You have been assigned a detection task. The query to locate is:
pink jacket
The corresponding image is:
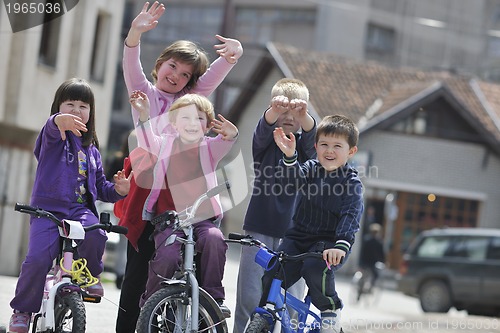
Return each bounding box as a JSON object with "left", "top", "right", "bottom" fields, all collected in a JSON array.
[
  {"left": 123, "top": 44, "right": 236, "bottom": 133},
  {"left": 136, "top": 121, "right": 236, "bottom": 222}
]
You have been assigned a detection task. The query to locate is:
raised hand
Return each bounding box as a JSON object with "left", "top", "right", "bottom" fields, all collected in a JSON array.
[
  {"left": 126, "top": 1, "right": 165, "bottom": 47},
  {"left": 129, "top": 90, "right": 150, "bottom": 122},
  {"left": 211, "top": 114, "right": 238, "bottom": 141},
  {"left": 54, "top": 114, "right": 88, "bottom": 140},
  {"left": 214, "top": 35, "right": 243, "bottom": 64},
  {"left": 270, "top": 95, "right": 290, "bottom": 115},
  {"left": 273, "top": 127, "right": 296, "bottom": 158},
  {"left": 114, "top": 169, "right": 133, "bottom": 196},
  {"left": 288, "top": 98, "right": 308, "bottom": 118}
]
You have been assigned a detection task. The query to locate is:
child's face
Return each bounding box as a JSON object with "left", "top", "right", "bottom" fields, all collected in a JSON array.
[
  {"left": 315, "top": 134, "right": 357, "bottom": 172},
  {"left": 59, "top": 100, "right": 90, "bottom": 124},
  {"left": 276, "top": 111, "right": 300, "bottom": 135},
  {"left": 172, "top": 104, "right": 208, "bottom": 144},
  {"left": 156, "top": 58, "right": 194, "bottom": 94}
]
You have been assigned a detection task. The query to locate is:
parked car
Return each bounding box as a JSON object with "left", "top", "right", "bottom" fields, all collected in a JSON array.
[{"left": 398, "top": 227, "right": 500, "bottom": 316}]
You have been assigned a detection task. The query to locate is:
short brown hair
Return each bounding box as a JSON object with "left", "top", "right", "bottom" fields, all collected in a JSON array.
[
  {"left": 315, "top": 115, "right": 359, "bottom": 148},
  {"left": 151, "top": 40, "right": 209, "bottom": 91}
]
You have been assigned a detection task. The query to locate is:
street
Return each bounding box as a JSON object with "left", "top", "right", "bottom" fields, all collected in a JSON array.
[{"left": 1, "top": 245, "right": 499, "bottom": 332}]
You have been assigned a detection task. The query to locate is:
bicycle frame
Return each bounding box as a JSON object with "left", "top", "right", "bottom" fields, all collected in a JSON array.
[
  {"left": 259, "top": 278, "right": 321, "bottom": 333},
  {"left": 38, "top": 220, "right": 85, "bottom": 331},
  {"left": 15, "top": 203, "right": 128, "bottom": 333},
  {"left": 227, "top": 234, "right": 323, "bottom": 333},
  {"left": 142, "top": 181, "right": 231, "bottom": 333}
]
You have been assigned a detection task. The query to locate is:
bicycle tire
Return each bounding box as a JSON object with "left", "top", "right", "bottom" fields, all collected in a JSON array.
[
  {"left": 244, "top": 313, "right": 270, "bottom": 333},
  {"left": 53, "top": 292, "right": 86, "bottom": 333},
  {"left": 136, "top": 285, "right": 227, "bottom": 333}
]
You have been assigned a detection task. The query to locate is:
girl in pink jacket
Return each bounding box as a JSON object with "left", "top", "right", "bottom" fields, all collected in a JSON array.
[{"left": 131, "top": 91, "right": 238, "bottom": 314}]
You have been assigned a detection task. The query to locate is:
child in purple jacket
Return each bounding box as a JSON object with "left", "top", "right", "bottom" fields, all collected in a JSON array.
[{"left": 9, "top": 78, "right": 131, "bottom": 333}]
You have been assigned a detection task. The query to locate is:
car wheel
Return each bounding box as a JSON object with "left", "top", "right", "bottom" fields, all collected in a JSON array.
[{"left": 419, "top": 280, "right": 452, "bottom": 313}]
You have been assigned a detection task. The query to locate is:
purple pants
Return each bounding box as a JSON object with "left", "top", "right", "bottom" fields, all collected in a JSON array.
[
  {"left": 140, "top": 219, "right": 227, "bottom": 306},
  {"left": 10, "top": 205, "right": 107, "bottom": 313}
]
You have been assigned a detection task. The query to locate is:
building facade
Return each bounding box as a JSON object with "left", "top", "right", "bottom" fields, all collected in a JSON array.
[{"left": 0, "top": 0, "right": 125, "bottom": 275}]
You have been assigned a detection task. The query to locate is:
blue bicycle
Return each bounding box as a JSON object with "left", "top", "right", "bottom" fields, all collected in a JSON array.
[{"left": 227, "top": 233, "right": 344, "bottom": 333}]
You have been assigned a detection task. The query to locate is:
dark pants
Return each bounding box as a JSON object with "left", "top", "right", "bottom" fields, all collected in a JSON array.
[
  {"left": 115, "top": 222, "right": 155, "bottom": 333},
  {"left": 261, "top": 238, "right": 347, "bottom": 311}
]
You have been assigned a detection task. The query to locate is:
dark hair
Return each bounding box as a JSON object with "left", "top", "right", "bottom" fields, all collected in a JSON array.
[
  {"left": 315, "top": 114, "right": 359, "bottom": 148},
  {"left": 151, "top": 40, "right": 209, "bottom": 91},
  {"left": 50, "top": 78, "right": 99, "bottom": 148}
]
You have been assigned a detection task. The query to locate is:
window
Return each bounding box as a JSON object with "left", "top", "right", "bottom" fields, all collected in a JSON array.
[
  {"left": 365, "top": 23, "right": 395, "bottom": 54},
  {"left": 487, "top": 237, "right": 500, "bottom": 260},
  {"left": 448, "top": 237, "right": 489, "bottom": 261},
  {"left": 416, "top": 236, "right": 451, "bottom": 258},
  {"left": 235, "top": 8, "right": 315, "bottom": 46},
  {"left": 38, "top": 11, "right": 62, "bottom": 67},
  {"left": 90, "top": 12, "right": 111, "bottom": 82}
]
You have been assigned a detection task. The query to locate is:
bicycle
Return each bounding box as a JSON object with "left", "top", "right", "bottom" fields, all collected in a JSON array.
[
  {"left": 226, "top": 233, "right": 344, "bottom": 333},
  {"left": 136, "top": 181, "right": 231, "bottom": 333},
  {"left": 348, "top": 262, "right": 385, "bottom": 306},
  {"left": 14, "top": 203, "right": 128, "bottom": 333}
]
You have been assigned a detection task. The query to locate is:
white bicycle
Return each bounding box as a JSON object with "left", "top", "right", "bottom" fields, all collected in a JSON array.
[{"left": 13, "top": 203, "right": 128, "bottom": 333}]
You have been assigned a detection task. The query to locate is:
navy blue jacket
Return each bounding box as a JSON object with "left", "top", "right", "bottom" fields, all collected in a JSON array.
[
  {"left": 279, "top": 159, "right": 364, "bottom": 252},
  {"left": 242, "top": 114, "right": 316, "bottom": 238}
]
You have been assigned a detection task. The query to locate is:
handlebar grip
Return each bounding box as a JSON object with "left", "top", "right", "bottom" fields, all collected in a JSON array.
[
  {"left": 110, "top": 225, "right": 128, "bottom": 235},
  {"left": 15, "top": 203, "right": 36, "bottom": 212},
  {"left": 228, "top": 232, "right": 249, "bottom": 240},
  {"left": 206, "top": 181, "right": 230, "bottom": 199},
  {"left": 100, "top": 212, "right": 110, "bottom": 224}
]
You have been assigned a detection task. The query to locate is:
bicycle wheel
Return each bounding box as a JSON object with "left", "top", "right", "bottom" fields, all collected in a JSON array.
[
  {"left": 136, "top": 285, "right": 227, "bottom": 333},
  {"left": 244, "top": 313, "right": 270, "bottom": 333},
  {"left": 53, "top": 292, "right": 86, "bottom": 333}
]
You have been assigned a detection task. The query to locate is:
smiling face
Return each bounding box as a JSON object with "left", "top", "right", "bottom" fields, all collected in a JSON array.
[
  {"left": 171, "top": 104, "right": 208, "bottom": 144},
  {"left": 59, "top": 100, "right": 90, "bottom": 124},
  {"left": 155, "top": 58, "right": 194, "bottom": 94},
  {"left": 315, "top": 134, "right": 357, "bottom": 172}
]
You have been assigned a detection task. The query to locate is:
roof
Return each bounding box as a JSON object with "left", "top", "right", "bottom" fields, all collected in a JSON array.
[{"left": 230, "top": 42, "right": 500, "bottom": 154}]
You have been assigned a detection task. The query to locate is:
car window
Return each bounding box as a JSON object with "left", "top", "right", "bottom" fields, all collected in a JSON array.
[
  {"left": 416, "top": 236, "right": 452, "bottom": 258},
  {"left": 487, "top": 237, "right": 500, "bottom": 260},
  {"left": 448, "top": 236, "right": 489, "bottom": 261}
]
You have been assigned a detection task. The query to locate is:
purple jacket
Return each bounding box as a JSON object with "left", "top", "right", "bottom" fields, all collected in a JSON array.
[{"left": 31, "top": 115, "right": 124, "bottom": 216}]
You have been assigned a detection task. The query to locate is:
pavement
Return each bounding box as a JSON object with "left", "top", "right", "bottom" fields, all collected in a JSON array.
[{"left": 0, "top": 245, "right": 400, "bottom": 332}]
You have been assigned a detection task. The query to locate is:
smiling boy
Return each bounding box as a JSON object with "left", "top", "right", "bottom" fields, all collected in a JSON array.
[{"left": 268, "top": 114, "right": 364, "bottom": 333}]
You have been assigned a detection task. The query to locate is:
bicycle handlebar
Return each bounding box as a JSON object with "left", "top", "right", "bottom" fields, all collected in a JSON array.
[
  {"left": 15, "top": 203, "right": 128, "bottom": 235},
  {"left": 226, "top": 232, "right": 323, "bottom": 263},
  {"left": 151, "top": 181, "right": 231, "bottom": 230}
]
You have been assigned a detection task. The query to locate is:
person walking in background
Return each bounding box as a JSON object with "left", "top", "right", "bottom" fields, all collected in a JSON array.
[
  {"left": 116, "top": 1, "right": 243, "bottom": 331},
  {"left": 233, "top": 78, "right": 317, "bottom": 333},
  {"left": 359, "top": 223, "right": 385, "bottom": 291},
  {"left": 130, "top": 91, "right": 238, "bottom": 316},
  {"left": 267, "top": 114, "right": 364, "bottom": 333},
  {"left": 8, "top": 78, "right": 131, "bottom": 333}
]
